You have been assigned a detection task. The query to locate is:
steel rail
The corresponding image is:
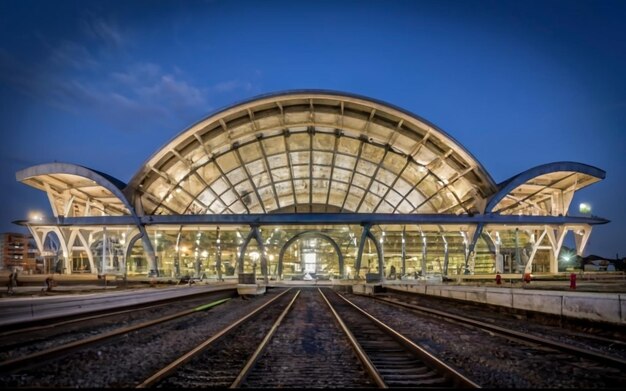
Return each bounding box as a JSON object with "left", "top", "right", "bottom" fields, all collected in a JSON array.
[
  {"left": 229, "top": 290, "right": 301, "bottom": 388},
  {"left": 136, "top": 288, "right": 293, "bottom": 388},
  {"left": 335, "top": 291, "right": 481, "bottom": 388},
  {"left": 0, "top": 302, "right": 174, "bottom": 338},
  {"left": 0, "top": 298, "right": 231, "bottom": 373},
  {"left": 318, "top": 288, "right": 387, "bottom": 388},
  {"left": 372, "top": 294, "right": 626, "bottom": 369}
]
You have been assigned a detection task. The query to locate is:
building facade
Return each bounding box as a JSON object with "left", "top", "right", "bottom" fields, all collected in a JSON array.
[
  {"left": 14, "top": 91, "right": 608, "bottom": 280},
  {"left": 0, "top": 232, "right": 37, "bottom": 273}
]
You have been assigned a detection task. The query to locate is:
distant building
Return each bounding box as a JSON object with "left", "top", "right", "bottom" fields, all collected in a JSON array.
[
  {"left": 583, "top": 255, "right": 618, "bottom": 272},
  {"left": 0, "top": 232, "right": 38, "bottom": 272}
]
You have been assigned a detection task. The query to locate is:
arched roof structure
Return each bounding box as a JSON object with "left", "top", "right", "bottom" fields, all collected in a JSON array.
[
  {"left": 16, "top": 162, "right": 132, "bottom": 217},
  {"left": 486, "top": 162, "right": 605, "bottom": 216},
  {"left": 14, "top": 90, "right": 610, "bottom": 279},
  {"left": 127, "top": 90, "right": 498, "bottom": 217}
]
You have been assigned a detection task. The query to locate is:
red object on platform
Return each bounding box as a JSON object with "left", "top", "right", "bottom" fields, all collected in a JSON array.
[
  {"left": 570, "top": 273, "right": 577, "bottom": 289},
  {"left": 495, "top": 273, "right": 502, "bottom": 285}
]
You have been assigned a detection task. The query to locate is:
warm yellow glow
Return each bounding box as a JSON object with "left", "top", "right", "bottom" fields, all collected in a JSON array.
[
  {"left": 579, "top": 203, "right": 591, "bottom": 214},
  {"left": 28, "top": 211, "right": 43, "bottom": 221}
]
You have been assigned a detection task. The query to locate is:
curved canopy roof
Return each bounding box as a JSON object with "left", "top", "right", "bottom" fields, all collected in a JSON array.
[
  {"left": 127, "top": 90, "right": 498, "bottom": 216},
  {"left": 16, "top": 163, "right": 132, "bottom": 217},
  {"left": 486, "top": 162, "right": 605, "bottom": 216}
]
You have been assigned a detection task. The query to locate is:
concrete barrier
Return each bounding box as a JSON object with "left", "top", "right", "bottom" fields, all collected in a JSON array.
[{"left": 374, "top": 283, "right": 625, "bottom": 326}]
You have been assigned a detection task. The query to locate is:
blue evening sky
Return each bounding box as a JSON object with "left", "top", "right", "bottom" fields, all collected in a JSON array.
[{"left": 1, "top": 0, "right": 625, "bottom": 258}]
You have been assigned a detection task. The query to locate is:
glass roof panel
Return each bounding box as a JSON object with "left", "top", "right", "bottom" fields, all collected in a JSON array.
[
  {"left": 275, "top": 181, "right": 293, "bottom": 196},
  {"left": 220, "top": 189, "right": 237, "bottom": 205},
  {"left": 292, "top": 165, "right": 310, "bottom": 179},
  {"left": 404, "top": 163, "right": 428, "bottom": 185},
  {"left": 352, "top": 173, "right": 371, "bottom": 189},
  {"left": 148, "top": 176, "right": 173, "bottom": 201},
  {"left": 312, "top": 180, "right": 329, "bottom": 203},
  {"left": 413, "top": 145, "right": 438, "bottom": 166},
  {"left": 385, "top": 189, "right": 402, "bottom": 208},
  {"left": 262, "top": 137, "right": 286, "bottom": 155},
  {"left": 449, "top": 178, "right": 472, "bottom": 201},
  {"left": 397, "top": 200, "right": 413, "bottom": 214},
  {"left": 209, "top": 199, "right": 226, "bottom": 214},
  {"left": 406, "top": 189, "right": 426, "bottom": 210},
  {"left": 382, "top": 153, "right": 406, "bottom": 175},
  {"left": 360, "top": 193, "right": 381, "bottom": 213},
  {"left": 314, "top": 165, "right": 332, "bottom": 180},
  {"left": 196, "top": 188, "right": 214, "bottom": 207},
  {"left": 376, "top": 200, "right": 394, "bottom": 213},
  {"left": 332, "top": 168, "right": 352, "bottom": 183},
  {"left": 246, "top": 159, "right": 266, "bottom": 176},
  {"left": 361, "top": 143, "right": 385, "bottom": 164},
  {"left": 239, "top": 143, "right": 263, "bottom": 163},
  {"left": 394, "top": 178, "right": 413, "bottom": 196},
  {"left": 230, "top": 201, "right": 246, "bottom": 214},
  {"left": 337, "top": 137, "right": 360, "bottom": 155},
  {"left": 335, "top": 155, "right": 356, "bottom": 170},
  {"left": 289, "top": 151, "right": 310, "bottom": 165},
  {"left": 375, "top": 168, "right": 396, "bottom": 186},
  {"left": 431, "top": 163, "right": 458, "bottom": 184},
  {"left": 182, "top": 173, "right": 204, "bottom": 197},
  {"left": 196, "top": 163, "right": 221, "bottom": 185},
  {"left": 312, "top": 151, "right": 333, "bottom": 166},
  {"left": 312, "top": 133, "right": 335, "bottom": 151},
  {"left": 289, "top": 133, "right": 310, "bottom": 151},
  {"left": 370, "top": 180, "right": 389, "bottom": 197},
  {"left": 344, "top": 192, "right": 363, "bottom": 211},
  {"left": 225, "top": 167, "right": 247, "bottom": 186},
  {"left": 216, "top": 153, "right": 239, "bottom": 173},
  {"left": 355, "top": 159, "right": 377, "bottom": 175},
  {"left": 186, "top": 144, "right": 208, "bottom": 167},
  {"left": 272, "top": 167, "right": 291, "bottom": 183},
  {"left": 267, "top": 154, "right": 288, "bottom": 169},
  {"left": 252, "top": 172, "right": 272, "bottom": 188}
]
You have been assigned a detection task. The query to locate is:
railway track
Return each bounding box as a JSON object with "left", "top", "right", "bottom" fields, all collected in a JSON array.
[
  {"left": 0, "top": 298, "right": 230, "bottom": 373},
  {"left": 367, "top": 292, "right": 626, "bottom": 370},
  {"left": 140, "top": 287, "right": 479, "bottom": 388},
  {"left": 321, "top": 288, "right": 478, "bottom": 388}
]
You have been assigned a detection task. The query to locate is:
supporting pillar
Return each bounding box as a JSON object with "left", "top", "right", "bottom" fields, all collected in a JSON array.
[
  {"left": 138, "top": 225, "right": 158, "bottom": 277},
  {"left": 237, "top": 225, "right": 268, "bottom": 284},
  {"left": 524, "top": 229, "right": 548, "bottom": 274},
  {"left": 420, "top": 231, "right": 427, "bottom": 277},
  {"left": 102, "top": 226, "right": 107, "bottom": 275},
  {"left": 494, "top": 231, "right": 503, "bottom": 274},
  {"left": 442, "top": 233, "right": 449, "bottom": 276},
  {"left": 401, "top": 226, "right": 406, "bottom": 277},
  {"left": 574, "top": 226, "right": 592, "bottom": 256},
  {"left": 546, "top": 227, "right": 569, "bottom": 273},
  {"left": 514, "top": 227, "right": 521, "bottom": 273},
  {"left": 173, "top": 227, "right": 182, "bottom": 277},
  {"left": 215, "top": 227, "right": 223, "bottom": 281},
  {"left": 463, "top": 224, "right": 483, "bottom": 275},
  {"left": 355, "top": 223, "right": 372, "bottom": 279}
]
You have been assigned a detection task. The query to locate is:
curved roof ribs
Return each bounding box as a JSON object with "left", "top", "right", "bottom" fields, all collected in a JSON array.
[
  {"left": 130, "top": 92, "right": 497, "bottom": 216},
  {"left": 16, "top": 163, "right": 133, "bottom": 217},
  {"left": 486, "top": 162, "right": 605, "bottom": 216}
]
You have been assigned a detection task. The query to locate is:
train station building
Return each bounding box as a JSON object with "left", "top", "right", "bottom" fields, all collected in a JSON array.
[{"left": 14, "top": 90, "right": 608, "bottom": 281}]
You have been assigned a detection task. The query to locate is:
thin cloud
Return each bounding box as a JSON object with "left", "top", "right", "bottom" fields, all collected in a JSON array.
[
  {"left": 48, "top": 40, "right": 100, "bottom": 70},
  {"left": 213, "top": 80, "right": 253, "bottom": 93},
  {"left": 80, "top": 17, "right": 125, "bottom": 48}
]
